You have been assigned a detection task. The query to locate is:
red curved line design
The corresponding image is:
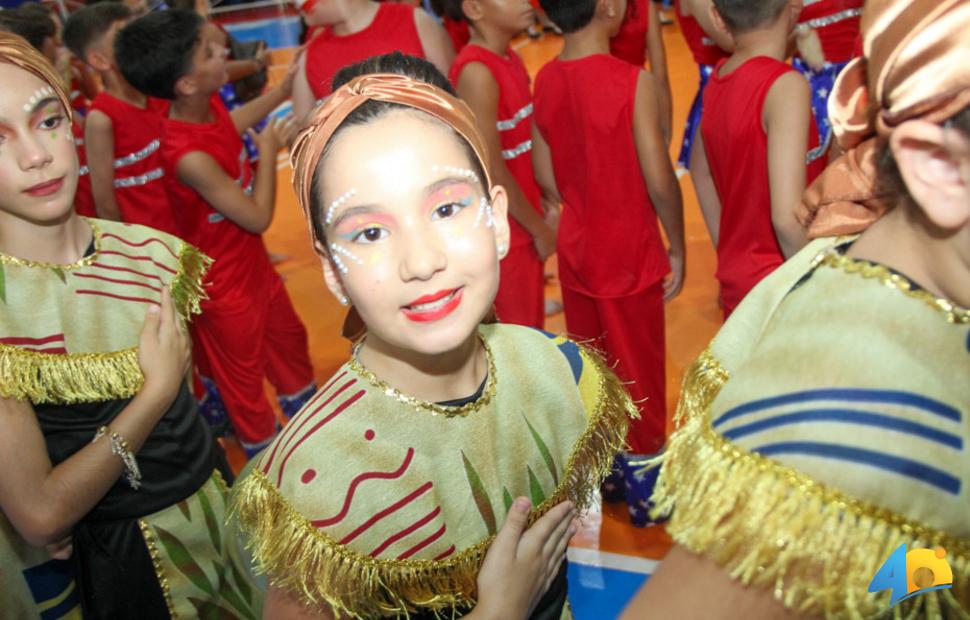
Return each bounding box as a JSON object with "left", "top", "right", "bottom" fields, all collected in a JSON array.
[
  {"left": 398, "top": 523, "right": 447, "bottom": 559},
  {"left": 101, "top": 232, "right": 179, "bottom": 260},
  {"left": 369, "top": 506, "right": 441, "bottom": 558},
  {"left": 312, "top": 448, "right": 416, "bottom": 529},
  {"left": 73, "top": 272, "right": 162, "bottom": 293},
  {"left": 75, "top": 289, "right": 158, "bottom": 305},
  {"left": 263, "top": 374, "right": 353, "bottom": 474},
  {"left": 433, "top": 545, "right": 456, "bottom": 561},
  {"left": 336, "top": 481, "right": 433, "bottom": 545},
  {"left": 99, "top": 250, "right": 177, "bottom": 275},
  {"left": 0, "top": 334, "right": 64, "bottom": 345},
  {"left": 273, "top": 384, "right": 362, "bottom": 483},
  {"left": 91, "top": 262, "right": 162, "bottom": 282}
]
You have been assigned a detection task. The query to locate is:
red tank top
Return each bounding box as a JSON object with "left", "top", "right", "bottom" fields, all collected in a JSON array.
[
  {"left": 798, "top": 0, "right": 863, "bottom": 64},
  {"left": 70, "top": 76, "right": 89, "bottom": 116},
  {"left": 450, "top": 45, "right": 542, "bottom": 249},
  {"left": 161, "top": 95, "right": 274, "bottom": 304},
  {"left": 88, "top": 93, "right": 175, "bottom": 233},
  {"left": 674, "top": 0, "right": 728, "bottom": 67},
  {"left": 534, "top": 55, "right": 670, "bottom": 298},
  {"left": 73, "top": 119, "right": 95, "bottom": 218},
  {"left": 304, "top": 3, "right": 425, "bottom": 99},
  {"left": 609, "top": 0, "right": 648, "bottom": 66},
  {"left": 443, "top": 16, "right": 469, "bottom": 53},
  {"left": 701, "top": 57, "right": 826, "bottom": 313}
]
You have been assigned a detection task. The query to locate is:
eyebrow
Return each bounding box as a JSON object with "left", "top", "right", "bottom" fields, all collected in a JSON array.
[
  {"left": 327, "top": 176, "right": 479, "bottom": 229},
  {"left": 0, "top": 96, "right": 61, "bottom": 126}
]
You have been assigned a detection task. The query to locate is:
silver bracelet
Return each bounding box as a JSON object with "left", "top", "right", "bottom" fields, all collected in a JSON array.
[{"left": 92, "top": 426, "right": 142, "bottom": 490}]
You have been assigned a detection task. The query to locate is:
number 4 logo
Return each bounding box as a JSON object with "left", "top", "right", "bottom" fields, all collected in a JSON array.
[{"left": 869, "top": 543, "right": 953, "bottom": 608}]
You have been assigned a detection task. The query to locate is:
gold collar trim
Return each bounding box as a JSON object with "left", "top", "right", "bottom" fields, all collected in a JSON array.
[
  {"left": 815, "top": 244, "right": 970, "bottom": 324},
  {"left": 348, "top": 334, "right": 497, "bottom": 418},
  {"left": 0, "top": 217, "right": 102, "bottom": 271}
]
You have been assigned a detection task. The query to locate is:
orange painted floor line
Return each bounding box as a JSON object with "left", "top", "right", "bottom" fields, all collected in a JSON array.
[{"left": 225, "top": 19, "right": 722, "bottom": 563}]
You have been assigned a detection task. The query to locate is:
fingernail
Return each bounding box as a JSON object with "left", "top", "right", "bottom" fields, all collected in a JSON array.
[
  {"left": 148, "top": 304, "right": 160, "bottom": 314},
  {"left": 514, "top": 498, "right": 530, "bottom": 511}
]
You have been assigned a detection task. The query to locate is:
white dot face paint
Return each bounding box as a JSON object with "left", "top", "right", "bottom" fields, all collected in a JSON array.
[
  {"left": 329, "top": 242, "right": 364, "bottom": 274},
  {"left": 23, "top": 85, "right": 55, "bottom": 112},
  {"left": 325, "top": 188, "right": 357, "bottom": 226}
]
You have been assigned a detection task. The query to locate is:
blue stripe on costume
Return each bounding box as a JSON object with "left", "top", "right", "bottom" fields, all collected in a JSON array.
[
  {"left": 792, "top": 57, "right": 851, "bottom": 155},
  {"left": 722, "top": 408, "right": 964, "bottom": 449},
  {"left": 714, "top": 388, "right": 962, "bottom": 427},
  {"left": 676, "top": 64, "right": 714, "bottom": 169},
  {"left": 536, "top": 329, "right": 584, "bottom": 383},
  {"left": 754, "top": 441, "right": 961, "bottom": 494}
]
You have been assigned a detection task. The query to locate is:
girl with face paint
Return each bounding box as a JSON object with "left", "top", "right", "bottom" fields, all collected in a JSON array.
[{"left": 231, "top": 54, "right": 639, "bottom": 620}]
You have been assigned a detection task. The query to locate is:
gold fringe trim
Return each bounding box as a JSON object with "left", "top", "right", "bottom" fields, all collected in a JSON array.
[
  {"left": 0, "top": 241, "right": 211, "bottom": 405},
  {"left": 230, "top": 344, "right": 635, "bottom": 619},
  {"left": 652, "top": 349, "right": 970, "bottom": 619}
]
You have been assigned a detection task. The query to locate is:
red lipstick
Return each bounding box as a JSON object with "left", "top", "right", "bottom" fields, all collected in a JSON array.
[
  {"left": 402, "top": 287, "right": 464, "bottom": 322},
  {"left": 24, "top": 177, "right": 64, "bottom": 197}
]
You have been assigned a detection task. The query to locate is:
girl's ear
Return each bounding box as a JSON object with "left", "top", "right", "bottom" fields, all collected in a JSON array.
[
  {"left": 488, "top": 184, "right": 511, "bottom": 259},
  {"left": 891, "top": 119, "right": 970, "bottom": 230},
  {"left": 321, "top": 253, "right": 351, "bottom": 304}
]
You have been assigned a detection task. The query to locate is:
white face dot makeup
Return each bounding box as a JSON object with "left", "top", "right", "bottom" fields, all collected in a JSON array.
[
  {"left": 23, "top": 86, "right": 55, "bottom": 112},
  {"left": 432, "top": 164, "right": 480, "bottom": 185},
  {"left": 329, "top": 242, "right": 364, "bottom": 274},
  {"left": 325, "top": 188, "right": 358, "bottom": 226}
]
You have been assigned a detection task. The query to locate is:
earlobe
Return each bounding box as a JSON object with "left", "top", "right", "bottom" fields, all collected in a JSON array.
[
  {"left": 175, "top": 75, "right": 196, "bottom": 98},
  {"left": 488, "top": 185, "right": 511, "bottom": 259},
  {"left": 891, "top": 120, "right": 970, "bottom": 230}
]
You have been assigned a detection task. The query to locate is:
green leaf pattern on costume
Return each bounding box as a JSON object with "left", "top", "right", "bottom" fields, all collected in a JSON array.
[
  {"left": 51, "top": 267, "right": 66, "bottom": 284},
  {"left": 462, "top": 450, "right": 497, "bottom": 535},
  {"left": 198, "top": 486, "right": 221, "bottom": 551},
  {"left": 189, "top": 596, "right": 242, "bottom": 620},
  {"left": 502, "top": 487, "right": 514, "bottom": 514},
  {"left": 527, "top": 466, "right": 546, "bottom": 507},
  {"left": 176, "top": 500, "right": 192, "bottom": 522},
  {"left": 155, "top": 525, "right": 217, "bottom": 597},
  {"left": 523, "top": 416, "right": 559, "bottom": 486}
]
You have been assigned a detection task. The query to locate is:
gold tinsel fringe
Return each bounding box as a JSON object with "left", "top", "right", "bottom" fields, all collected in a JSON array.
[
  {"left": 0, "top": 243, "right": 212, "bottom": 405},
  {"left": 651, "top": 349, "right": 970, "bottom": 619},
  {"left": 230, "top": 344, "right": 636, "bottom": 619}
]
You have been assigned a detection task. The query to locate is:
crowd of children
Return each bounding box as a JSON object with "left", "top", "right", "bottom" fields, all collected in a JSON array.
[{"left": 0, "top": 0, "right": 966, "bottom": 617}]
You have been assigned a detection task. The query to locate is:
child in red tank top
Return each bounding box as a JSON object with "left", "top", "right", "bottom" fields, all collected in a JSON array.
[
  {"left": 449, "top": 0, "right": 549, "bottom": 329},
  {"left": 535, "top": 0, "right": 685, "bottom": 526},
  {"left": 609, "top": 0, "right": 672, "bottom": 140},
  {"left": 64, "top": 3, "right": 176, "bottom": 232},
  {"left": 695, "top": 0, "right": 826, "bottom": 319},
  {"left": 118, "top": 10, "right": 317, "bottom": 457},
  {"left": 291, "top": 0, "right": 454, "bottom": 120}
]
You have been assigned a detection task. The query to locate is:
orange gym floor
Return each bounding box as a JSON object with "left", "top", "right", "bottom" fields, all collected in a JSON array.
[{"left": 225, "top": 14, "right": 722, "bottom": 609}]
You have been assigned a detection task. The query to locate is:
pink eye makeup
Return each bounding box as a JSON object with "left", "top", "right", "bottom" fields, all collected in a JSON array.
[{"left": 333, "top": 213, "right": 396, "bottom": 243}]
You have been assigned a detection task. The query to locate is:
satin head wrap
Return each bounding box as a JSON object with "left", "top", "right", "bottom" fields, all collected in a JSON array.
[
  {"left": 0, "top": 32, "right": 73, "bottom": 121},
  {"left": 797, "top": 0, "right": 970, "bottom": 238},
  {"left": 290, "top": 73, "right": 492, "bottom": 256}
]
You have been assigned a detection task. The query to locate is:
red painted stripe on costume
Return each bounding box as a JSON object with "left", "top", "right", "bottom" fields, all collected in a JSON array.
[
  {"left": 34, "top": 346, "right": 69, "bottom": 354},
  {"left": 335, "top": 481, "right": 433, "bottom": 544},
  {"left": 99, "top": 250, "right": 177, "bottom": 275},
  {"left": 398, "top": 523, "right": 447, "bottom": 560},
  {"left": 75, "top": 289, "right": 159, "bottom": 305},
  {"left": 433, "top": 545, "right": 456, "bottom": 561},
  {"left": 73, "top": 272, "right": 162, "bottom": 293},
  {"left": 368, "top": 506, "right": 441, "bottom": 557},
  {"left": 276, "top": 389, "right": 365, "bottom": 485},
  {"left": 0, "top": 334, "right": 65, "bottom": 345},
  {"left": 312, "top": 448, "right": 416, "bottom": 529},
  {"left": 101, "top": 231, "right": 179, "bottom": 260},
  {"left": 90, "top": 262, "right": 163, "bottom": 282},
  {"left": 265, "top": 376, "right": 355, "bottom": 475}
]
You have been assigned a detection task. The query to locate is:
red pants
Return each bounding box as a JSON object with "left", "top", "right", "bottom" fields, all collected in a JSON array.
[
  {"left": 561, "top": 281, "right": 666, "bottom": 454},
  {"left": 494, "top": 242, "right": 544, "bottom": 329},
  {"left": 193, "top": 272, "right": 313, "bottom": 449}
]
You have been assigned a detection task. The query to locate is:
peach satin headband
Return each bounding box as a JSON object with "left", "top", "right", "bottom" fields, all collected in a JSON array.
[
  {"left": 798, "top": 0, "right": 970, "bottom": 238},
  {"left": 290, "top": 73, "right": 492, "bottom": 255}
]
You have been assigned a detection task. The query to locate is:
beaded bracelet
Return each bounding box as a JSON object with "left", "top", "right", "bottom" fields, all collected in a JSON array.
[{"left": 92, "top": 426, "right": 142, "bottom": 490}]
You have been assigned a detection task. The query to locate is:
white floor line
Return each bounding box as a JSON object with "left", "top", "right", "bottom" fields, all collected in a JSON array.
[{"left": 567, "top": 547, "right": 659, "bottom": 576}]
